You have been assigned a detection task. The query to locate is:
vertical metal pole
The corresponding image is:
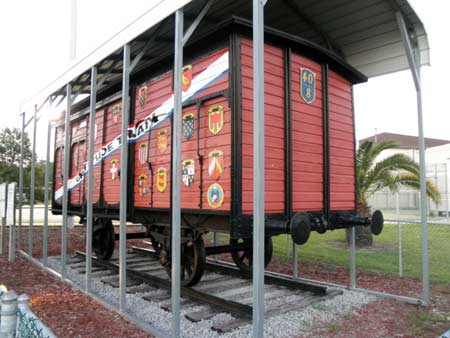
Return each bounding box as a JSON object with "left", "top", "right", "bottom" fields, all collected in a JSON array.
[
  {"left": 18, "top": 113, "right": 25, "bottom": 251},
  {"left": 119, "top": 45, "right": 130, "bottom": 312},
  {"left": 62, "top": 84, "right": 72, "bottom": 278},
  {"left": 396, "top": 192, "right": 403, "bottom": 277},
  {"left": 445, "top": 163, "right": 449, "bottom": 222},
  {"left": 253, "top": 0, "right": 265, "bottom": 336},
  {"left": 434, "top": 165, "right": 438, "bottom": 216},
  {"left": 43, "top": 99, "right": 53, "bottom": 266},
  {"left": 86, "top": 66, "right": 97, "bottom": 293},
  {"left": 396, "top": 12, "right": 429, "bottom": 305},
  {"left": 8, "top": 183, "right": 16, "bottom": 262},
  {"left": 350, "top": 227, "right": 356, "bottom": 288},
  {"left": 292, "top": 242, "right": 298, "bottom": 277},
  {"left": 29, "top": 105, "right": 38, "bottom": 257},
  {"left": 172, "top": 9, "right": 183, "bottom": 338},
  {"left": 0, "top": 185, "right": 6, "bottom": 255}
]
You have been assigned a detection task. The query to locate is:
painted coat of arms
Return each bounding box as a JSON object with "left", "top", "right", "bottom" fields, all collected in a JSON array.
[
  {"left": 137, "top": 174, "right": 148, "bottom": 197},
  {"left": 208, "top": 105, "right": 224, "bottom": 135},
  {"left": 138, "top": 142, "right": 147, "bottom": 165},
  {"left": 112, "top": 103, "right": 121, "bottom": 123},
  {"left": 182, "top": 65, "right": 193, "bottom": 92},
  {"left": 208, "top": 150, "right": 224, "bottom": 180},
  {"left": 139, "top": 86, "right": 147, "bottom": 108},
  {"left": 207, "top": 183, "right": 224, "bottom": 209},
  {"left": 300, "top": 68, "right": 316, "bottom": 104},
  {"left": 157, "top": 129, "right": 168, "bottom": 154},
  {"left": 182, "top": 159, "right": 195, "bottom": 187},
  {"left": 110, "top": 159, "right": 119, "bottom": 180},
  {"left": 182, "top": 112, "right": 195, "bottom": 140},
  {"left": 156, "top": 167, "right": 167, "bottom": 192}
]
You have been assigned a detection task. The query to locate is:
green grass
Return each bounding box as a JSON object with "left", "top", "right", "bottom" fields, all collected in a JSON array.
[{"left": 271, "top": 223, "right": 450, "bottom": 283}]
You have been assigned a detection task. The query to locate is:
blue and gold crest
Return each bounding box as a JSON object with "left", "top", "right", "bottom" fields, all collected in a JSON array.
[{"left": 300, "top": 68, "right": 316, "bottom": 104}]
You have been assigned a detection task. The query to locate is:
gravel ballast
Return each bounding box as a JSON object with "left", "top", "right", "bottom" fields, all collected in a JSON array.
[{"left": 46, "top": 255, "right": 376, "bottom": 338}]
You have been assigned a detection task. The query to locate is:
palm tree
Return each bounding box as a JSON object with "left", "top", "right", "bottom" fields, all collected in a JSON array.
[{"left": 349, "top": 140, "right": 441, "bottom": 246}]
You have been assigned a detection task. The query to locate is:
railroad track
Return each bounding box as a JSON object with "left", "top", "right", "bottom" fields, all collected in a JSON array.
[{"left": 70, "top": 248, "right": 342, "bottom": 334}]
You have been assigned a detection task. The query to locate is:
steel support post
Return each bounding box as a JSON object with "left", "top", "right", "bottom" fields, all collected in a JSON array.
[
  {"left": 43, "top": 99, "right": 53, "bottom": 266},
  {"left": 349, "top": 227, "right": 356, "bottom": 288},
  {"left": 119, "top": 45, "right": 131, "bottom": 312},
  {"left": 62, "top": 84, "right": 72, "bottom": 278},
  {"left": 172, "top": 9, "right": 184, "bottom": 338},
  {"left": 18, "top": 113, "right": 25, "bottom": 251},
  {"left": 86, "top": 66, "right": 97, "bottom": 293},
  {"left": 396, "top": 12, "right": 429, "bottom": 305},
  {"left": 252, "top": 0, "right": 265, "bottom": 336},
  {"left": 396, "top": 192, "right": 403, "bottom": 277},
  {"left": 446, "top": 163, "right": 449, "bottom": 222},
  {"left": 8, "top": 183, "right": 16, "bottom": 262},
  {"left": 28, "top": 105, "right": 38, "bottom": 257}
]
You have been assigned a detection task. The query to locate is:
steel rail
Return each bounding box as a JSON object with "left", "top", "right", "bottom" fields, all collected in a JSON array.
[
  {"left": 130, "top": 246, "right": 328, "bottom": 295},
  {"left": 74, "top": 250, "right": 252, "bottom": 320}
]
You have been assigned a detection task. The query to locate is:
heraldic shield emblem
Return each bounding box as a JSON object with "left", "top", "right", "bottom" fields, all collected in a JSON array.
[
  {"left": 182, "top": 65, "right": 192, "bottom": 92},
  {"left": 300, "top": 68, "right": 316, "bottom": 104},
  {"left": 138, "top": 174, "right": 148, "bottom": 197},
  {"left": 139, "top": 86, "right": 147, "bottom": 108},
  {"left": 208, "top": 150, "right": 224, "bottom": 180},
  {"left": 208, "top": 105, "right": 224, "bottom": 135},
  {"left": 110, "top": 159, "right": 119, "bottom": 180},
  {"left": 182, "top": 159, "right": 195, "bottom": 187},
  {"left": 112, "top": 104, "right": 121, "bottom": 124},
  {"left": 138, "top": 142, "right": 147, "bottom": 165},
  {"left": 157, "top": 129, "right": 168, "bottom": 154},
  {"left": 156, "top": 167, "right": 167, "bottom": 192},
  {"left": 182, "top": 112, "right": 195, "bottom": 140},
  {"left": 207, "top": 183, "right": 224, "bottom": 209}
]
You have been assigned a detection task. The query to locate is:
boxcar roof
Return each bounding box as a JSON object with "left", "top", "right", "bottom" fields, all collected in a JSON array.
[{"left": 22, "top": 0, "right": 429, "bottom": 115}]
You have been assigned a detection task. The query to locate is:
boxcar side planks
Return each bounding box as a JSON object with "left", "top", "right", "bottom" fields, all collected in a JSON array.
[{"left": 52, "top": 19, "right": 384, "bottom": 286}]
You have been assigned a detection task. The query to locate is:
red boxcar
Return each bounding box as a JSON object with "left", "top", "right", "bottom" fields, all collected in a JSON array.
[{"left": 52, "top": 19, "right": 383, "bottom": 286}]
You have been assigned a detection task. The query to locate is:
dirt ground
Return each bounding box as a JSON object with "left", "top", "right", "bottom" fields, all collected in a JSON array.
[{"left": 1, "top": 225, "right": 449, "bottom": 338}]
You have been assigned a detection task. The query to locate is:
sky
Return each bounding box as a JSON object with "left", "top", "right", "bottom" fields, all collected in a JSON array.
[{"left": 0, "top": 0, "right": 449, "bottom": 159}]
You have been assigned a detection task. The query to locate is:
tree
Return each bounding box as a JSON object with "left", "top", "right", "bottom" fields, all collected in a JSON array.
[
  {"left": 349, "top": 140, "right": 440, "bottom": 246},
  {"left": 0, "top": 128, "right": 51, "bottom": 203},
  {"left": 0, "top": 127, "right": 32, "bottom": 167}
]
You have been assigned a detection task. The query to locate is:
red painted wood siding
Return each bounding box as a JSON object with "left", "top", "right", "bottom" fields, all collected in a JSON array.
[
  {"left": 102, "top": 100, "right": 122, "bottom": 205},
  {"left": 133, "top": 48, "right": 230, "bottom": 211},
  {"left": 328, "top": 71, "right": 355, "bottom": 210},
  {"left": 69, "top": 118, "right": 87, "bottom": 206},
  {"left": 82, "top": 107, "right": 104, "bottom": 205},
  {"left": 291, "top": 53, "right": 323, "bottom": 212},
  {"left": 241, "top": 39, "right": 285, "bottom": 214}
]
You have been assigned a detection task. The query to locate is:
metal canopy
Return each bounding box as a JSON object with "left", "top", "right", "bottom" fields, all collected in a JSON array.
[{"left": 21, "top": 0, "right": 428, "bottom": 114}]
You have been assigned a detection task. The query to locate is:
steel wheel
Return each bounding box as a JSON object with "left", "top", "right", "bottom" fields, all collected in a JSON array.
[
  {"left": 230, "top": 237, "right": 273, "bottom": 274},
  {"left": 165, "top": 234, "right": 206, "bottom": 287},
  {"left": 92, "top": 219, "right": 115, "bottom": 260}
]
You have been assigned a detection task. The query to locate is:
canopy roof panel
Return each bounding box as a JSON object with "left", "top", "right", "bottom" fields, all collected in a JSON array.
[{"left": 22, "top": 0, "right": 429, "bottom": 113}]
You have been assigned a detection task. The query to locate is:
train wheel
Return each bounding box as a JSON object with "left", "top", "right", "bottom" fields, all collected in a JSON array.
[
  {"left": 165, "top": 234, "right": 206, "bottom": 287},
  {"left": 230, "top": 237, "right": 273, "bottom": 274},
  {"left": 92, "top": 219, "right": 115, "bottom": 260}
]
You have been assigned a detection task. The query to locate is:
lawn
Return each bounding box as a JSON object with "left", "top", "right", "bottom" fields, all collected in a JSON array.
[{"left": 271, "top": 223, "right": 450, "bottom": 283}]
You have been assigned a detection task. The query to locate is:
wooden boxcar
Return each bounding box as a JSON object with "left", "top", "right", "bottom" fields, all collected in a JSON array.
[{"left": 52, "top": 18, "right": 383, "bottom": 286}]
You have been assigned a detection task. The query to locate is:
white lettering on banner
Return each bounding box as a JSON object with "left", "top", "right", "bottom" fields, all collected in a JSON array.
[{"left": 54, "top": 51, "right": 229, "bottom": 201}]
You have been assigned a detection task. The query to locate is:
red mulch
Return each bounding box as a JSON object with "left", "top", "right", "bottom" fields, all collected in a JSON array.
[
  {"left": 0, "top": 227, "right": 153, "bottom": 338},
  {"left": 2, "top": 227, "right": 450, "bottom": 338}
]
